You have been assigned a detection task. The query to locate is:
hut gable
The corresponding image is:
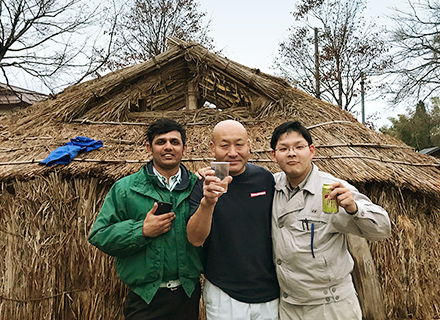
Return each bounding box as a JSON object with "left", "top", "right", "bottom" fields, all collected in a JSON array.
[
  {"left": 1, "top": 38, "right": 440, "bottom": 320},
  {"left": 17, "top": 38, "right": 292, "bottom": 125}
]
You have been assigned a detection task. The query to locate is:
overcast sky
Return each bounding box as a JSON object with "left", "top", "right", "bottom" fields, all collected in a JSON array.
[
  {"left": 200, "top": 0, "right": 409, "bottom": 128},
  {"left": 5, "top": 0, "right": 410, "bottom": 128}
]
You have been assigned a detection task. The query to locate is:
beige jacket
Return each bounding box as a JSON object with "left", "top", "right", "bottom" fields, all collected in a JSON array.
[{"left": 272, "top": 164, "right": 391, "bottom": 305}]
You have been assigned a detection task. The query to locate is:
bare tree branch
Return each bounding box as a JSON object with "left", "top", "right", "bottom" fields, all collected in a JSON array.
[
  {"left": 387, "top": 0, "right": 440, "bottom": 104},
  {"left": 0, "top": 0, "right": 119, "bottom": 93},
  {"left": 106, "top": 0, "right": 213, "bottom": 70},
  {"left": 274, "top": 0, "right": 392, "bottom": 114}
]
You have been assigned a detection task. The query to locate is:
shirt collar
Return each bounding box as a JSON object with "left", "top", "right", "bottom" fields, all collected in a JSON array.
[
  {"left": 153, "top": 166, "right": 182, "bottom": 191},
  {"left": 285, "top": 165, "right": 315, "bottom": 199}
]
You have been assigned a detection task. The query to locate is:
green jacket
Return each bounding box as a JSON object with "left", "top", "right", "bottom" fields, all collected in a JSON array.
[{"left": 88, "top": 161, "right": 203, "bottom": 303}]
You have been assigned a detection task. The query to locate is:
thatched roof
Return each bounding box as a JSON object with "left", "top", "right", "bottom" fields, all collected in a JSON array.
[
  {"left": 1, "top": 38, "right": 440, "bottom": 319},
  {"left": 1, "top": 38, "right": 439, "bottom": 195}
]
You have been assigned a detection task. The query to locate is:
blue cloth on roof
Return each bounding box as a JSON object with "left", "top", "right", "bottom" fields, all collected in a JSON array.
[{"left": 39, "top": 136, "right": 103, "bottom": 167}]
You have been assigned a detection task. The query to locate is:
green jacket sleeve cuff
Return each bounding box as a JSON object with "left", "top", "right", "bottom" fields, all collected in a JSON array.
[{"left": 132, "top": 221, "right": 153, "bottom": 245}]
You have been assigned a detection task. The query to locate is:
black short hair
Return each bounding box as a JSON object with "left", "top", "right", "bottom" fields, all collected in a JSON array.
[
  {"left": 270, "top": 121, "right": 312, "bottom": 150},
  {"left": 147, "top": 118, "right": 187, "bottom": 145}
]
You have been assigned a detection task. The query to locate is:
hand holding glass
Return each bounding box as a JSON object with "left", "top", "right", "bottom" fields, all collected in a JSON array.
[{"left": 210, "top": 162, "right": 229, "bottom": 193}]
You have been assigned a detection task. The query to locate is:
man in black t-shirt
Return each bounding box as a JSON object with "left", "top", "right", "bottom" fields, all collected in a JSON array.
[{"left": 187, "top": 120, "right": 279, "bottom": 320}]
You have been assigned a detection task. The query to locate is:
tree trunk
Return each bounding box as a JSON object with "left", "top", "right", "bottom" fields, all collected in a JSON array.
[{"left": 347, "top": 234, "right": 387, "bottom": 320}]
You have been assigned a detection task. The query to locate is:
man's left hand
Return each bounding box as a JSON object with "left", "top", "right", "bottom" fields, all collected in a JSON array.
[{"left": 329, "top": 181, "right": 358, "bottom": 214}]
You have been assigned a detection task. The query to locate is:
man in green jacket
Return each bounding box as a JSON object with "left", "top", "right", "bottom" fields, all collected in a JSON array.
[{"left": 88, "top": 118, "right": 202, "bottom": 320}]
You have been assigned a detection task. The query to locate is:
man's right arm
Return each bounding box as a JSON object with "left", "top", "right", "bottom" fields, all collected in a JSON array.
[
  {"left": 187, "top": 196, "right": 217, "bottom": 247},
  {"left": 88, "top": 182, "right": 166, "bottom": 258},
  {"left": 187, "top": 173, "right": 231, "bottom": 247}
]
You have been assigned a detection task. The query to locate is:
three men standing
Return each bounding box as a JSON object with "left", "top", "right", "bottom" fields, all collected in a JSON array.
[{"left": 89, "top": 117, "right": 391, "bottom": 320}]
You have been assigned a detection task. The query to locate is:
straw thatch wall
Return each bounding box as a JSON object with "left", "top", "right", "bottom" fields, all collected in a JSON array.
[
  {"left": 1, "top": 174, "right": 126, "bottom": 319},
  {"left": 1, "top": 38, "right": 440, "bottom": 319}
]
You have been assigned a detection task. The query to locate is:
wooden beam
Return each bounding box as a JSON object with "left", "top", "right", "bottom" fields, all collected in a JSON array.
[
  {"left": 347, "top": 234, "right": 386, "bottom": 320},
  {"left": 186, "top": 80, "right": 198, "bottom": 110}
]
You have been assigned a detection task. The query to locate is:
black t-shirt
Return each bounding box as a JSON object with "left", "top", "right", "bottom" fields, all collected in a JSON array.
[{"left": 190, "top": 163, "right": 279, "bottom": 303}]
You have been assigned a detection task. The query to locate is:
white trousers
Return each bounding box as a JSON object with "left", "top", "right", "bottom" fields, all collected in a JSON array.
[
  {"left": 279, "top": 292, "right": 362, "bottom": 320},
  {"left": 204, "top": 279, "right": 279, "bottom": 320}
]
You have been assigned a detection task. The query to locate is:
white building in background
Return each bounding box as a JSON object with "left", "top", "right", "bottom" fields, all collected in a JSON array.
[{"left": 0, "top": 82, "right": 48, "bottom": 114}]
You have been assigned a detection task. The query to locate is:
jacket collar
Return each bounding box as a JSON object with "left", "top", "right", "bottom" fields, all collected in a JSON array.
[
  {"left": 275, "top": 163, "right": 319, "bottom": 197},
  {"left": 274, "top": 164, "right": 321, "bottom": 219},
  {"left": 130, "top": 161, "right": 193, "bottom": 197},
  {"left": 145, "top": 161, "right": 192, "bottom": 191}
]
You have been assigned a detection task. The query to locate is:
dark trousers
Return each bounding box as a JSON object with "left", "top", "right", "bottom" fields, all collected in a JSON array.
[{"left": 123, "top": 282, "right": 201, "bottom": 320}]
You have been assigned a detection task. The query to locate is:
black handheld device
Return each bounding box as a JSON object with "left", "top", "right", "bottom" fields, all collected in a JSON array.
[{"left": 155, "top": 201, "right": 172, "bottom": 215}]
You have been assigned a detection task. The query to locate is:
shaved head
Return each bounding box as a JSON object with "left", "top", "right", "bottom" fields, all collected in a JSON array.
[
  {"left": 212, "top": 120, "right": 248, "bottom": 143},
  {"left": 210, "top": 120, "right": 250, "bottom": 176}
]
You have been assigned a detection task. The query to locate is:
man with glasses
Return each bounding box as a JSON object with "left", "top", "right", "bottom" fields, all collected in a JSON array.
[{"left": 270, "top": 121, "right": 391, "bottom": 320}]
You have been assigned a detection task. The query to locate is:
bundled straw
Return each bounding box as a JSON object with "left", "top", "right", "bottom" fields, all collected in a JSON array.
[{"left": 1, "top": 38, "right": 440, "bottom": 319}]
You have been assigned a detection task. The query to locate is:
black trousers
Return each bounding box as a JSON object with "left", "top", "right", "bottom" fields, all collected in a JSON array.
[{"left": 123, "top": 282, "right": 201, "bottom": 320}]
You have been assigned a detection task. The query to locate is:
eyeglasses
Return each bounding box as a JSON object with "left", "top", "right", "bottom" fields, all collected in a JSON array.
[{"left": 275, "top": 145, "right": 310, "bottom": 153}]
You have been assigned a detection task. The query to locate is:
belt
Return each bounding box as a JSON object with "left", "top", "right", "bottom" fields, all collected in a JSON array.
[{"left": 159, "top": 279, "right": 181, "bottom": 290}]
